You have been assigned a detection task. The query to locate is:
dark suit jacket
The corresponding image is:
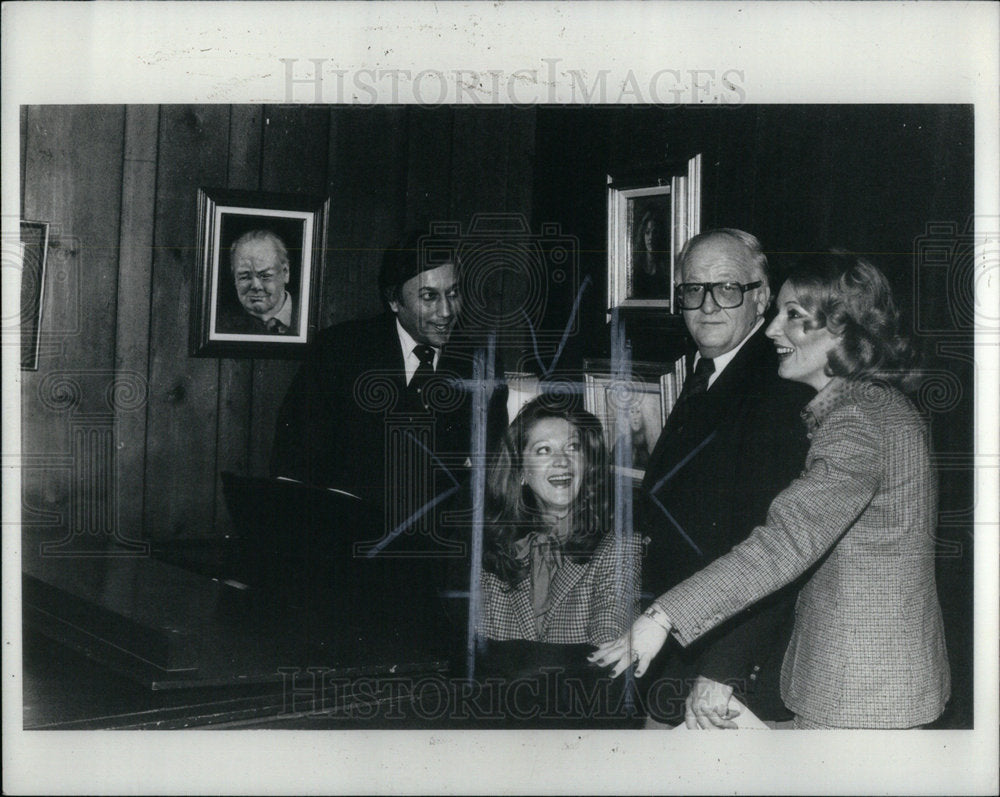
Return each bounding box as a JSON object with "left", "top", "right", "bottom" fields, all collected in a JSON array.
[
  {"left": 270, "top": 313, "right": 508, "bottom": 555},
  {"left": 637, "top": 325, "right": 813, "bottom": 721}
]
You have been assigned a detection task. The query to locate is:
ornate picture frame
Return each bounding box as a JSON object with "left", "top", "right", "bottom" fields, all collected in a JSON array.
[
  {"left": 607, "top": 153, "right": 702, "bottom": 314},
  {"left": 192, "top": 188, "right": 329, "bottom": 357}
]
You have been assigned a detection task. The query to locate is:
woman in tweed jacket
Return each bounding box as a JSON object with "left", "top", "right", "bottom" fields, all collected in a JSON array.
[
  {"left": 478, "top": 396, "right": 642, "bottom": 647},
  {"left": 593, "top": 251, "right": 950, "bottom": 729}
]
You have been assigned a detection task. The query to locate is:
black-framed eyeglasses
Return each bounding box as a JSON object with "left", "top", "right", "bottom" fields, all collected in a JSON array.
[{"left": 675, "top": 281, "right": 762, "bottom": 310}]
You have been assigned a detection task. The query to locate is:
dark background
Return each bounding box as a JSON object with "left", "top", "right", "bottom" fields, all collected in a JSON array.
[{"left": 20, "top": 104, "right": 974, "bottom": 726}]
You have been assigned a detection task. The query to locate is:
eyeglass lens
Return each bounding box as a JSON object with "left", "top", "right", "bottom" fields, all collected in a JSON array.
[{"left": 678, "top": 283, "right": 746, "bottom": 309}]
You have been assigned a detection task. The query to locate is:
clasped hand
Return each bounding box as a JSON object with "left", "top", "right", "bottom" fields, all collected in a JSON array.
[{"left": 588, "top": 614, "right": 670, "bottom": 678}]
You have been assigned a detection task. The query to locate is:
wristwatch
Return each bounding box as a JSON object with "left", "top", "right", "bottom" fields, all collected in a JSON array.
[{"left": 643, "top": 604, "right": 672, "bottom": 631}]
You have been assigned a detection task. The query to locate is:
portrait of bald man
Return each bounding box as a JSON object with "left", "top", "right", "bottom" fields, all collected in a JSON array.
[{"left": 216, "top": 228, "right": 299, "bottom": 335}]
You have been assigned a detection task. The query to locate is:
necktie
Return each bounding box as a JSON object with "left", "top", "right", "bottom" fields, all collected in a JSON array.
[
  {"left": 663, "top": 356, "right": 715, "bottom": 436},
  {"left": 681, "top": 356, "right": 715, "bottom": 399},
  {"left": 408, "top": 344, "right": 436, "bottom": 411},
  {"left": 265, "top": 317, "right": 288, "bottom": 333}
]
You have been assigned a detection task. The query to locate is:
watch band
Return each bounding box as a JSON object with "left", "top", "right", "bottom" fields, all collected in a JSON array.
[{"left": 643, "top": 604, "right": 672, "bottom": 631}]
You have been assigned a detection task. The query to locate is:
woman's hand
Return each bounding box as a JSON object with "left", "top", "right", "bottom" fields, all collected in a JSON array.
[{"left": 588, "top": 614, "right": 670, "bottom": 678}]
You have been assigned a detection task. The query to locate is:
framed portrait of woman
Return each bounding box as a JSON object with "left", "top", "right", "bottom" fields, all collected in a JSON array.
[
  {"left": 583, "top": 359, "right": 675, "bottom": 482},
  {"left": 606, "top": 153, "right": 702, "bottom": 314}
]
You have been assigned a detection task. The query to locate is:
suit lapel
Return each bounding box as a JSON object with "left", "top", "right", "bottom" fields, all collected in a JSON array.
[
  {"left": 375, "top": 315, "right": 410, "bottom": 398},
  {"left": 539, "top": 560, "right": 587, "bottom": 635},
  {"left": 509, "top": 581, "right": 539, "bottom": 639},
  {"left": 644, "top": 328, "right": 768, "bottom": 489}
]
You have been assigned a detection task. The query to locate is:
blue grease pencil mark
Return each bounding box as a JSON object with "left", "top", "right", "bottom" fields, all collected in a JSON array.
[
  {"left": 645, "top": 430, "right": 718, "bottom": 557},
  {"left": 609, "top": 308, "right": 637, "bottom": 710},
  {"left": 524, "top": 274, "right": 592, "bottom": 377},
  {"left": 466, "top": 335, "right": 494, "bottom": 678}
]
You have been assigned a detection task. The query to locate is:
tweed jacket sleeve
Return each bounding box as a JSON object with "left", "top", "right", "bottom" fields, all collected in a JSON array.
[
  {"left": 653, "top": 400, "right": 881, "bottom": 644},
  {"left": 585, "top": 533, "right": 644, "bottom": 645}
]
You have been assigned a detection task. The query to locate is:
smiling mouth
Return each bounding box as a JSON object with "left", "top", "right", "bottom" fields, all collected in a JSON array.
[
  {"left": 547, "top": 474, "right": 574, "bottom": 487},
  {"left": 775, "top": 345, "right": 794, "bottom": 359}
]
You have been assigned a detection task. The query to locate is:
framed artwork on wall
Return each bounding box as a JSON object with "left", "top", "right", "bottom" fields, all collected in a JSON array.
[
  {"left": 192, "top": 187, "right": 329, "bottom": 357},
  {"left": 606, "top": 153, "right": 702, "bottom": 314},
  {"left": 19, "top": 219, "right": 50, "bottom": 370},
  {"left": 583, "top": 358, "right": 682, "bottom": 482}
]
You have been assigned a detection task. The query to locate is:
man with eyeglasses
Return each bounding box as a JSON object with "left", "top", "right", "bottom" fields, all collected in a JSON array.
[{"left": 637, "top": 228, "right": 814, "bottom": 729}]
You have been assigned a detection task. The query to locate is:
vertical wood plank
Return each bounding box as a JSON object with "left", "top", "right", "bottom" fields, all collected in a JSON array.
[
  {"left": 113, "top": 105, "right": 160, "bottom": 544},
  {"left": 21, "top": 106, "right": 126, "bottom": 545},
  {"left": 248, "top": 106, "right": 333, "bottom": 477},
  {"left": 144, "top": 105, "right": 229, "bottom": 539},
  {"left": 497, "top": 107, "right": 537, "bottom": 371},
  {"left": 324, "top": 106, "right": 409, "bottom": 325},
  {"left": 449, "top": 107, "right": 510, "bottom": 226},
  {"left": 213, "top": 105, "right": 262, "bottom": 532},
  {"left": 404, "top": 106, "right": 453, "bottom": 229}
]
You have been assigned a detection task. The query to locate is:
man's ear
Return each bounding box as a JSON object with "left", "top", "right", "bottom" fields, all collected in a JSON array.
[{"left": 755, "top": 285, "right": 771, "bottom": 317}]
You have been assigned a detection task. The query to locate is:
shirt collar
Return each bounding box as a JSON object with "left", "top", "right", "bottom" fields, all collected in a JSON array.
[
  {"left": 693, "top": 317, "right": 764, "bottom": 389},
  {"left": 801, "top": 377, "right": 850, "bottom": 437},
  {"left": 395, "top": 319, "right": 440, "bottom": 377},
  {"left": 254, "top": 290, "right": 292, "bottom": 327},
  {"left": 272, "top": 291, "right": 293, "bottom": 329}
]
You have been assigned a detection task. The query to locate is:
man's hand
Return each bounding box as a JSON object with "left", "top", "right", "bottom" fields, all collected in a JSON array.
[
  {"left": 685, "top": 675, "right": 741, "bottom": 729},
  {"left": 588, "top": 614, "right": 670, "bottom": 679}
]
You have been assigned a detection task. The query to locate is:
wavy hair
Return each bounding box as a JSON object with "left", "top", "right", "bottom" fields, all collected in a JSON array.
[
  {"left": 633, "top": 208, "right": 668, "bottom": 258},
  {"left": 482, "top": 395, "right": 610, "bottom": 586},
  {"left": 784, "top": 249, "right": 918, "bottom": 387}
]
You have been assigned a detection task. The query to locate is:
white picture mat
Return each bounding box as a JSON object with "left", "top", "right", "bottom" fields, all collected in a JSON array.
[{"left": 2, "top": 2, "right": 998, "bottom": 795}]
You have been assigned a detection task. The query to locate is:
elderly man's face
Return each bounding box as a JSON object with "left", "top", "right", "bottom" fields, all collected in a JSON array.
[
  {"left": 232, "top": 238, "right": 289, "bottom": 319},
  {"left": 680, "top": 235, "right": 769, "bottom": 358},
  {"left": 389, "top": 262, "right": 461, "bottom": 348}
]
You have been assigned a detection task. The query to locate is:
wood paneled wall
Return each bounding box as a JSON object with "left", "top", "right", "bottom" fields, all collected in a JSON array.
[
  {"left": 20, "top": 103, "right": 974, "bottom": 726},
  {"left": 21, "top": 105, "right": 537, "bottom": 541},
  {"left": 20, "top": 102, "right": 974, "bottom": 539}
]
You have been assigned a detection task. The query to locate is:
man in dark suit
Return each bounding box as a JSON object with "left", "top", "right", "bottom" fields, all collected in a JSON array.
[
  {"left": 637, "top": 228, "right": 814, "bottom": 728},
  {"left": 270, "top": 227, "right": 508, "bottom": 558},
  {"left": 217, "top": 229, "right": 299, "bottom": 335}
]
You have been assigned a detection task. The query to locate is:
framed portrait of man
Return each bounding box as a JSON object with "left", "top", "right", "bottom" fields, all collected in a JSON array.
[{"left": 192, "top": 187, "right": 329, "bottom": 357}]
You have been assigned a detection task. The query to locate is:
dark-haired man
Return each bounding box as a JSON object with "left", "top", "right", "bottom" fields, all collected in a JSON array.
[{"left": 271, "top": 228, "right": 507, "bottom": 551}]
